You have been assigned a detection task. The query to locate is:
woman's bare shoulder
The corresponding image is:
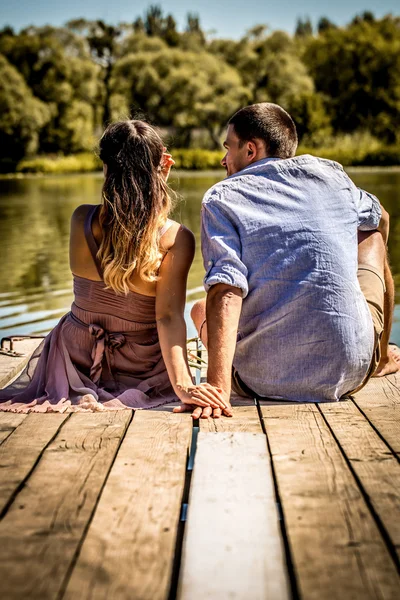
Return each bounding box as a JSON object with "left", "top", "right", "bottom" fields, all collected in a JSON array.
[
  {"left": 71, "top": 204, "right": 98, "bottom": 224},
  {"left": 161, "top": 220, "right": 195, "bottom": 253}
]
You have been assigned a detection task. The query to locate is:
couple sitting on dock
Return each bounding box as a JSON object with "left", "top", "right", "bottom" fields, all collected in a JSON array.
[{"left": 0, "top": 103, "right": 398, "bottom": 416}]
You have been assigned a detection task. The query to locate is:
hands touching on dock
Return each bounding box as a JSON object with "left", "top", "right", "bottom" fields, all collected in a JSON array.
[{"left": 173, "top": 383, "right": 233, "bottom": 419}]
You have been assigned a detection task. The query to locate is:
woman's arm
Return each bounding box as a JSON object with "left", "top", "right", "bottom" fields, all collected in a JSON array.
[
  {"left": 156, "top": 225, "right": 227, "bottom": 411},
  {"left": 156, "top": 225, "right": 195, "bottom": 398}
]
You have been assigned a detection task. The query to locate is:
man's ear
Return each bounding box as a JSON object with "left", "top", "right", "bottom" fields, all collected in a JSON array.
[{"left": 247, "top": 140, "right": 257, "bottom": 159}]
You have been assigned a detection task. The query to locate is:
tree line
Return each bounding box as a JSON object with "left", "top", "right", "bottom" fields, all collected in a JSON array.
[{"left": 1, "top": 8, "right": 399, "bottom": 171}]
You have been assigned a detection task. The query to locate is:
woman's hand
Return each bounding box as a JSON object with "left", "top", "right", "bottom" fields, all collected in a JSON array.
[
  {"left": 160, "top": 148, "right": 175, "bottom": 181},
  {"left": 173, "top": 383, "right": 233, "bottom": 418}
]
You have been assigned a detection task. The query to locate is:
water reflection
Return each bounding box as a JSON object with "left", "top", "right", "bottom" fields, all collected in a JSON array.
[{"left": 1, "top": 168, "right": 399, "bottom": 343}]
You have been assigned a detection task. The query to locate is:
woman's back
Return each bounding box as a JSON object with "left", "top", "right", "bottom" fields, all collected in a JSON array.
[
  {"left": 70, "top": 204, "right": 179, "bottom": 324},
  {"left": 70, "top": 203, "right": 177, "bottom": 298},
  {"left": 0, "top": 120, "right": 196, "bottom": 413}
]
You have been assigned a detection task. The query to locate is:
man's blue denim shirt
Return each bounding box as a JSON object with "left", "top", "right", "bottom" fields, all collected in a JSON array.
[{"left": 201, "top": 155, "right": 382, "bottom": 402}]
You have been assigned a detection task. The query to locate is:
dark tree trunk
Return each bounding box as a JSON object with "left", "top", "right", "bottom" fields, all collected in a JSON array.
[{"left": 103, "top": 61, "right": 113, "bottom": 126}]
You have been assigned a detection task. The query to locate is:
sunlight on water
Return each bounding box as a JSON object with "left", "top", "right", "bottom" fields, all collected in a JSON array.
[{"left": 1, "top": 168, "right": 399, "bottom": 345}]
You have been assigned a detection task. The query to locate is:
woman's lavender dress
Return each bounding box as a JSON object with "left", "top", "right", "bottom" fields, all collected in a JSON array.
[{"left": 0, "top": 207, "right": 178, "bottom": 413}]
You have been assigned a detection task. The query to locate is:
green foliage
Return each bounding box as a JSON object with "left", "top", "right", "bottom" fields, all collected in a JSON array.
[
  {"left": 171, "top": 149, "right": 223, "bottom": 169},
  {"left": 1, "top": 12, "right": 400, "bottom": 171},
  {"left": 0, "top": 25, "right": 102, "bottom": 153},
  {"left": 298, "top": 132, "right": 400, "bottom": 166},
  {"left": 287, "top": 92, "right": 332, "bottom": 144},
  {"left": 14, "top": 149, "right": 222, "bottom": 173},
  {"left": 16, "top": 152, "right": 102, "bottom": 174},
  {"left": 215, "top": 29, "right": 315, "bottom": 108},
  {"left": 11, "top": 142, "right": 400, "bottom": 175},
  {"left": 111, "top": 48, "right": 249, "bottom": 148},
  {"left": 0, "top": 54, "right": 50, "bottom": 171},
  {"left": 317, "top": 17, "right": 337, "bottom": 34},
  {"left": 66, "top": 19, "right": 124, "bottom": 125},
  {"left": 295, "top": 18, "right": 313, "bottom": 38},
  {"left": 304, "top": 16, "right": 400, "bottom": 143}
]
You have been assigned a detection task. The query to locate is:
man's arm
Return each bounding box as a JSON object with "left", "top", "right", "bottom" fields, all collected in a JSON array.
[{"left": 206, "top": 283, "right": 243, "bottom": 402}]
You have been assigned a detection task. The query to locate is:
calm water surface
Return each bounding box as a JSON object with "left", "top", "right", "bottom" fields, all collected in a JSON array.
[{"left": 1, "top": 168, "right": 400, "bottom": 344}]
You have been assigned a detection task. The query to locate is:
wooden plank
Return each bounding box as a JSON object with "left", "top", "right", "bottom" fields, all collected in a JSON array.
[
  {"left": 0, "top": 413, "right": 69, "bottom": 515},
  {"left": 261, "top": 403, "right": 400, "bottom": 600},
  {"left": 0, "top": 338, "right": 42, "bottom": 389},
  {"left": 191, "top": 341, "right": 264, "bottom": 433},
  {"left": 178, "top": 431, "right": 291, "bottom": 600},
  {"left": 319, "top": 400, "right": 400, "bottom": 560},
  {"left": 0, "top": 413, "right": 27, "bottom": 445},
  {"left": 353, "top": 373, "right": 400, "bottom": 456},
  {"left": 64, "top": 410, "right": 192, "bottom": 600},
  {"left": 200, "top": 401, "right": 263, "bottom": 433},
  {"left": 0, "top": 411, "right": 131, "bottom": 600}
]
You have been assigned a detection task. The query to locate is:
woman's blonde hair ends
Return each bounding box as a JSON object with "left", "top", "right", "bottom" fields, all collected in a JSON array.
[{"left": 98, "top": 120, "right": 173, "bottom": 294}]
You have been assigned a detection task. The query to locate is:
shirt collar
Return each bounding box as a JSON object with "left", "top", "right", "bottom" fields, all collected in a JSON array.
[{"left": 228, "top": 157, "right": 281, "bottom": 179}]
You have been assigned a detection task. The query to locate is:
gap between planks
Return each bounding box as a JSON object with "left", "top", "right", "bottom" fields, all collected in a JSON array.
[
  {"left": 0, "top": 413, "right": 27, "bottom": 445},
  {"left": 178, "top": 431, "right": 291, "bottom": 600},
  {"left": 0, "top": 411, "right": 132, "bottom": 600},
  {"left": 62, "top": 410, "right": 192, "bottom": 600},
  {"left": 352, "top": 372, "right": 400, "bottom": 458},
  {"left": 260, "top": 401, "right": 400, "bottom": 600},
  {"left": 318, "top": 398, "right": 400, "bottom": 567},
  {"left": 0, "top": 413, "right": 70, "bottom": 518}
]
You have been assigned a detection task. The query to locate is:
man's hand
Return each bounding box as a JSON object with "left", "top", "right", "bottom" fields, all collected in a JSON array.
[
  {"left": 173, "top": 402, "right": 233, "bottom": 419},
  {"left": 173, "top": 383, "right": 233, "bottom": 418}
]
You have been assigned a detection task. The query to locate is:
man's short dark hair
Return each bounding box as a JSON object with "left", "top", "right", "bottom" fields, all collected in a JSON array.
[{"left": 229, "top": 103, "right": 298, "bottom": 158}]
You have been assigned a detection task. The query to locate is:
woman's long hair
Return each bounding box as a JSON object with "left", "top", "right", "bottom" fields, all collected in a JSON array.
[{"left": 98, "top": 120, "right": 173, "bottom": 294}]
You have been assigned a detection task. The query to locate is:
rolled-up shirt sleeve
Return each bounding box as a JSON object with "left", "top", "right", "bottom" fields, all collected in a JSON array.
[
  {"left": 356, "top": 188, "right": 382, "bottom": 230},
  {"left": 201, "top": 191, "right": 249, "bottom": 298}
]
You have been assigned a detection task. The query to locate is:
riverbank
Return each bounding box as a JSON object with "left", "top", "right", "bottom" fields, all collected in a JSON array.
[{"left": 3, "top": 143, "right": 400, "bottom": 176}]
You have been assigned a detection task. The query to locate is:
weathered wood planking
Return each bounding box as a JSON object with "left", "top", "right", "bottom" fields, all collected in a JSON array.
[
  {"left": 0, "top": 412, "right": 131, "bottom": 600},
  {"left": 64, "top": 410, "right": 192, "bottom": 600},
  {"left": 0, "top": 413, "right": 27, "bottom": 445},
  {"left": 261, "top": 402, "right": 400, "bottom": 600},
  {"left": 0, "top": 413, "right": 69, "bottom": 515},
  {"left": 353, "top": 373, "right": 400, "bottom": 456},
  {"left": 319, "top": 399, "right": 400, "bottom": 560},
  {"left": 200, "top": 400, "right": 263, "bottom": 433},
  {"left": 178, "top": 431, "right": 291, "bottom": 600},
  {"left": 0, "top": 338, "right": 42, "bottom": 389}
]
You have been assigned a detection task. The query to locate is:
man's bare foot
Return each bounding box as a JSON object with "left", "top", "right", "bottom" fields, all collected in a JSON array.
[{"left": 373, "top": 344, "right": 400, "bottom": 377}]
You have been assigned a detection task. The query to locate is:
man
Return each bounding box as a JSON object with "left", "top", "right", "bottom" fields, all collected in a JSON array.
[{"left": 188, "top": 102, "right": 398, "bottom": 419}]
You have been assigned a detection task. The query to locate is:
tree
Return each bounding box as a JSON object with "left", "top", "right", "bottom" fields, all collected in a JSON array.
[
  {"left": 0, "top": 25, "right": 102, "bottom": 152},
  {"left": 295, "top": 17, "right": 313, "bottom": 38},
  {"left": 133, "top": 5, "right": 180, "bottom": 47},
  {"left": 120, "top": 32, "right": 167, "bottom": 55},
  {"left": 183, "top": 13, "right": 205, "bottom": 47},
  {"left": 352, "top": 11, "right": 375, "bottom": 25},
  {"left": 0, "top": 54, "right": 50, "bottom": 170},
  {"left": 67, "top": 19, "right": 124, "bottom": 125},
  {"left": 304, "top": 17, "right": 400, "bottom": 142},
  {"left": 317, "top": 17, "right": 337, "bottom": 34},
  {"left": 225, "top": 30, "right": 315, "bottom": 106},
  {"left": 286, "top": 92, "right": 332, "bottom": 144},
  {"left": 111, "top": 48, "right": 250, "bottom": 147}
]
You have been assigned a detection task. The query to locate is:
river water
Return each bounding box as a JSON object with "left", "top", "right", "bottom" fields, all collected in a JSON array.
[{"left": 1, "top": 168, "right": 399, "bottom": 344}]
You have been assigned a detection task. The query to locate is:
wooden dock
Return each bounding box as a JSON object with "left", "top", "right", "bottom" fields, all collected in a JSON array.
[{"left": 0, "top": 339, "right": 399, "bottom": 599}]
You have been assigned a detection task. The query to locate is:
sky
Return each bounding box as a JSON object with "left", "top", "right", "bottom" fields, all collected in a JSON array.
[{"left": 0, "top": 0, "right": 398, "bottom": 38}]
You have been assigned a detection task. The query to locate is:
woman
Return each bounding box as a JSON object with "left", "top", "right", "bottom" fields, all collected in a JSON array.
[{"left": 0, "top": 120, "right": 227, "bottom": 414}]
